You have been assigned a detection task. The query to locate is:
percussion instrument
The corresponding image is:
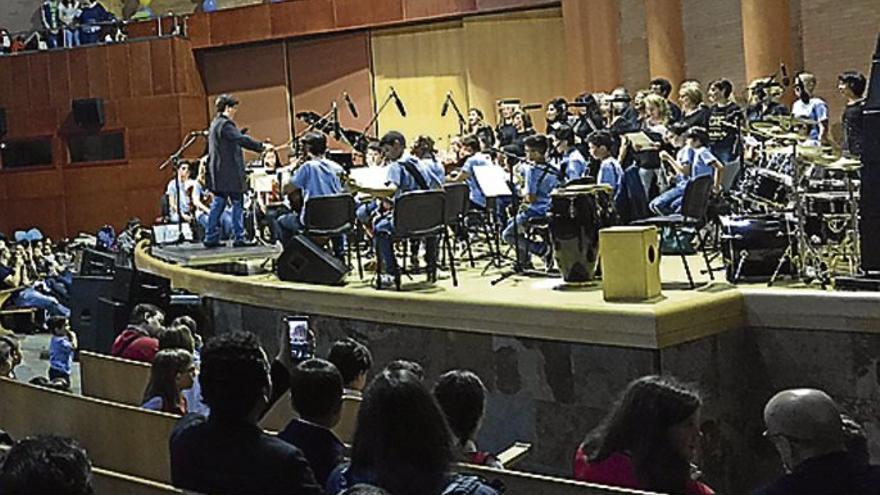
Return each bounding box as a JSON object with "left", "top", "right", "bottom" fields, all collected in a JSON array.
[
  {"left": 746, "top": 168, "right": 790, "bottom": 207},
  {"left": 721, "top": 214, "right": 794, "bottom": 282},
  {"left": 548, "top": 184, "right": 616, "bottom": 283}
]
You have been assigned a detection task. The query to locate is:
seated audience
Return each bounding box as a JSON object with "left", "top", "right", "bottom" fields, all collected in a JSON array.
[
  {"left": 159, "top": 323, "right": 196, "bottom": 353},
  {"left": 142, "top": 348, "right": 196, "bottom": 415},
  {"left": 163, "top": 318, "right": 208, "bottom": 416},
  {"left": 110, "top": 303, "right": 164, "bottom": 363},
  {"left": 0, "top": 242, "right": 70, "bottom": 319},
  {"left": 433, "top": 369, "right": 502, "bottom": 468},
  {"left": 47, "top": 315, "right": 77, "bottom": 388},
  {"left": 279, "top": 358, "right": 346, "bottom": 487},
  {"left": 341, "top": 485, "right": 392, "bottom": 495},
  {"left": 327, "top": 337, "right": 373, "bottom": 396},
  {"left": 574, "top": 375, "right": 714, "bottom": 494},
  {"left": 755, "top": 388, "right": 880, "bottom": 495},
  {"left": 0, "top": 435, "right": 94, "bottom": 495},
  {"left": 170, "top": 331, "right": 321, "bottom": 494},
  {"left": 384, "top": 358, "right": 424, "bottom": 380},
  {"left": 0, "top": 335, "right": 21, "bottom": 378},
  {"left": 326, "top": 368, "right": 499, "bottom": 495}
]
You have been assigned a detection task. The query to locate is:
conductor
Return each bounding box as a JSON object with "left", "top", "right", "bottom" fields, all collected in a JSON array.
[{"left": 204, "top": 94, "right": 269, "bottom": 248}]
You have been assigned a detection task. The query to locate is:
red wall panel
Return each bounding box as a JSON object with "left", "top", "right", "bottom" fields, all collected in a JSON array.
[
  {"left": 128, "top": 126, "right": 182, "bottom": 160},
  {"left": 3, "top": 169, "right": 65, "bottom": 199},
  {"left": 27, "top": 54, "right": 51, "bottom": 108},
  {"left": 67, "top": 49, "right": 90, "bottom": 101},
  {"left": 208, "top": 4, "right": 272, "bottom": 47},
  {"left": 151, "top": 39, "right": 175, "bottom": 96},
  {"left": 116, "top": 95, "right": 181, "bottom": 129},
  {"left": 334, "top": 0, "right": 404, "bottom": 28},
  {"left": 47, "top": 51, "right": 72, "bottom": 108},
  {"left": 9, "top": 56, "right": 32, "bottom": 110},
  {"left": 403, "top": 0, "right": 476, "bottom": 19},
  {"left": 270, "top": 0, "right": 336, "bottom": 38},
  {"left": 128, "top": 41, "right": 154, "bottom": 97},
  {"left": 475, "top": 0, "right": 555, "bottom": 11},
  {"left": 3, "top": 198, "right": 67, "bottom": 239},
  {"left": 107, "top": 44, "right": 132, "bottom": 100},
  {"left": 86, "top": 48, "right": 111, "bottom": 98},
  {"left": 0, "top": 58, "right": 12, "bottom": 109},
  {"left": 199, "top": 42, "right": 287, "bottom": 95}
]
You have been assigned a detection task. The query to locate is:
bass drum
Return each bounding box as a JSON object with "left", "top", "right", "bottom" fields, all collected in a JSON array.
[
  {"left": 549, "top": 184, "right": 617, "bottom": 283},
  {"left": 721, "top": 214, "right": 793, "bottom": 282}
]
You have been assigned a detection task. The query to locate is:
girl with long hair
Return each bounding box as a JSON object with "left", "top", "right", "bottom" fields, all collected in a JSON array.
[
  {"left": 141, "top": 349, "right": 196, "bottom": 416},
  {"left": 574, "top": 375, "right": 714, "bottom": 495}
]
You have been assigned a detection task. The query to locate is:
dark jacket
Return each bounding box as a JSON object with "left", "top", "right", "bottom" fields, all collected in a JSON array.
[
  {"left": 170, "top": 414, "right": 323, "bottom": 495},
  {"left": 206, "top": 114, "right": 265, "bottom": 194},
  {"left": 753, "top": 452, "right": 880, "bottom": 495},
  {"left": 278, "top": 418, "right": 345, "bottom": 488}
]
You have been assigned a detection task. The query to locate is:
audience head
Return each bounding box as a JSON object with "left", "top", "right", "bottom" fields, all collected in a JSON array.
[
  {"left": 763, "top": 388, "right": 845, "bottom": 472},
  {"left": 433, "top": 370, "right": 487, "bottom": 447},
  {"left": 0, "top": 338, "right": 15, "bottom": 378},
  {"left": 524, "top": 134, "right": 550, "bottom": 162},
  {"left": 327, "top": 338, "right": 373, "bottom": 391},
  {"left": 411, "top": 135, "right": 437, "bottom": 160},
  {"left": 48, "top": 315, "right": 70, "bottom": 337},
  {"left": 838, "top": 71, "right": 867, "bottom": 99},
  {"left": 350, "top": 369, "right": 454, "bottom": 495},
  {"left": 290, "top": 358, "right": 343, "bottom": 427},
  {"left": 0, "top": 435, "right": 94, "bottom": 495},
  {"left": 301, "top": 131, "right": 328, "bottom": 157},
  {"left": 215, "top": 94, "right": 239, "bottom": 116},
  {"left": 649, "top": 78, "right": 673, "bottom": 98},
  {"left": 129, "top": 303, "right": 164, "bottom": 336},
  {"left": 583, "top": 375, "right": 702, "bottom": 494},
  {"left": 341, "top": 484, "right": 392, "bottom": 495},
  {"left": 379, "top": 131, "right": 406, "bottom": 161},
  {"left": 159, "top": 324, "right": 196, "bottom": 354},
  {"left": 199, "top": 332, "right": 271, "bottom": 421},
  {"left": 461, "top": 134, "right": 481, "bottom": 155},
  {"left": 586, "top": 130, "right": 614, "bottom": 160},
  {"left": 685, "top": 126, "right": 710, "bottom": 148},
  {"left": 384, "top": 359, "right": 425, "bottom": 380},
  {"left": 171, "top": 315, "right": 198, "bottom": 337},
  {"left": 143, "top": 349, "right": 195, "bottom": 411}
]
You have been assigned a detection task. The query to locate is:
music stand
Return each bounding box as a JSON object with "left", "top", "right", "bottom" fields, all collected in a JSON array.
[{"left": 472, "top": 164, "right": 511, "bottom": 271}]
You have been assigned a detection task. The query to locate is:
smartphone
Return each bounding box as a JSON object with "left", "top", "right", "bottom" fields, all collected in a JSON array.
[{"left": 284, "top": 315, "right": 312, "bottom": 361}]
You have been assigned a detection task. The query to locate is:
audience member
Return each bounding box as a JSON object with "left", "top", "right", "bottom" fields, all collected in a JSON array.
[
  {"left": 279, "top": 358, "right": 345, "bottom": 487},
  {"left": 755, "top": 388, "right": 880, "bottom": 495},
  {"left": 58, "top": 0, "right": 81, "bottom": 48},
  {"left": 341, "top": 484, "right": 392, "bottom": 495},
  {"left": 0, "top": 435, "right": 94, "bottom": 495},
  {"left": 165, "top": 316, "right": 208, "bottom": 416},
  {"left": 170, "top": 331, "right": 322, "bottom": 494},
  {"left": 47, "top": 315, "right": 77, "bottom": 388},
  {"left": 327, "top": 337, "right": 373, "bottom": 396},
  {"left": 40, "top": 0, "right": 62, "bottom": 48},
  {"left": 326, "top": 369, "right": 499, "bottom": 495},
  {"left": 384, "top": 358, "right": 425, "bottom": 380},
  {"left": 0, "top": 242, "right": 71, "bottom": 319},
  {"left": 78, "top": 0, "right": 113, "bottom": 44},
  {"left": 142, "top": 348, "right": 195, "bottom": 415},
  {"left": 110, "top": 303, "right": 164, "bottom": 363},
  {"left": 433, "top": 369, "right": 502, "bottom": 468},
  {"left": 0, "top": 335, "right": 21, "bottom": 378},
  {"left": 159, "top": 324, "right": 196, "bottom": 353},
  {"left": 574, "top": 375, "right": 714, "bottom": 495}
]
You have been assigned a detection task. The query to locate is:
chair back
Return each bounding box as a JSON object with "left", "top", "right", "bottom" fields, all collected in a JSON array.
[
  {"left": 303, "top": 194, "right": 356, "bottom": 234},
  {"left": 393, "top": 190, "right": 446, "bottom": 237},
  {"left": 680, "top": 175, "right": 713, "bottom": 221},
  {"left": 444, "top": 183, "right": 470, "bottom": 224}
]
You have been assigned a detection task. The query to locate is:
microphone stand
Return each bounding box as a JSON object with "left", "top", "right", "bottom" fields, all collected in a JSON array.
[
  {"left": 158, "top": 132, "right": 201, "bottom": 244},
  {"left": 361, "top": 89, "right": 398, "bottom": 138},
  {"left": 443, "top": 93, "right": 467, "bottom": 135}
]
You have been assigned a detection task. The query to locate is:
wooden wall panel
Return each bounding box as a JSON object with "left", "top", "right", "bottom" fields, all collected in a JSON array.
[
  {"left": 172, "top": 38, "right": 205, "bottom": 96},
  {"left": 207, "top": 85, "right": 291, "bottom": 151},
  {"left": 10, "top": 107, "right": 57, "bottom": 138},
  {"left": 27, "top": 54, "right": 51, "bottom": 109},
  {"left": 62, "top": 166, "right": 128, "bottom": 195},
  {"left": 185, "top": 13, "right": 211, "bottom": 49},
  {"left": 107, "top": 44, "right": 132, "bottom": 100},
  {"left": 116, "top": 96, "right": 181, "bottom": 129},
  {"left": 200, "top": 42, "right": 287, "bottom": 94},
  {"left": 86, "top": 48, "right": 111, "bottom": 98},
  {"left": 0, "top": 58, "right": 12, "bottom": 109},
  {"left": 47, "top": 52, "right": 72, "bottom": 108},
  {"left": 334, "top": 0, "right": 404, "bottom": 28},
  {"left": 67, "top": 50, "right": 91, "bottom": 101},
  {"left": 128, "top": 126, "right": 182, "bottom": 160},
  {"left": 151, "top": 40, "right": 175, "bottom": 96},
  {"left": 126, "top": 187, "right": 166, "bottom": 225},
  {"left": 9, "top": 56, "right": 32, "bottom": 110},
  {"left": 3, "top": 169, "right": 65, "bottom": 199},
  {"left": 403, "top": 0, "right": 476, "bottom": 19},
  {"left": 475, "top": 0, "right": 554, "bottom": 10},
  {"left": 64, "top": 192, "right": 131, "bottom": 235},
  {"left": 3, "top": 198, "right": 67, "bottom": 239},
  {"left": 128, "top": 159, "right": 172, "bottom": 190},
  {"left": 270, "top": 0, "right": 336, "bottom": 38},
  {"left": 208, "top": 4, "right": 272, "bottom": 46},
  {"left": 289, "top": 32, "right": 375, "bottom": 144},
  {"left": 178, "top": 96, "right": 210, "bottom": 138},
  {"left": 128, "top": 42, "right": 154, "bottom": 97}
]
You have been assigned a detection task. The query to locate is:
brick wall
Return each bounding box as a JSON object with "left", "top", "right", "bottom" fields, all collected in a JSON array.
[
  {"left": 618, "top": 0, "right": 649, "bottom": 91},
  {"left": 682, "top": 0, "right": 746, "bottom": 100}
]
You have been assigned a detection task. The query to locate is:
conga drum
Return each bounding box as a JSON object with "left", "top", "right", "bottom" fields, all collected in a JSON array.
[{"left": 549, "top": 184, "right": 617, "bottom": 282}]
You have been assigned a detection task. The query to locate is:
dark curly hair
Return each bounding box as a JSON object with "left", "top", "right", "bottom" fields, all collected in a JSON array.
[
  {"left": 0, "top": 435, "right": 94, "bottom": 495},
  {"left": 199, "top": 332, "right": 270, "bottom": 419},
  {"left": 433, "top": 370, "right": 486, "bottom": 446}
]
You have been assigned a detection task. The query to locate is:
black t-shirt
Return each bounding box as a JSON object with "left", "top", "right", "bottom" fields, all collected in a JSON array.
[
  {"left": 842, "top": 100, "right": 864, "bottom": 157},
  {"left": 669, "top": 101, "right": 683, "bottom": 123},
  {"left": 708, "top": 102, "right": 742, "bottom": 159},
  {"left": 496, "top": 123, "right": 517, "bottom": 147},
  {"left": 0, "top": 263, "right": 14, "bottom": 290},
  {"left": 682, "top": 105, "right": 710, "bottom": 129}
]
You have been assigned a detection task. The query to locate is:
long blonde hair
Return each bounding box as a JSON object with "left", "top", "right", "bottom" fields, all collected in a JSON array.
[{"left": 643, "top": 94, "right": 671, "bottom": 125}]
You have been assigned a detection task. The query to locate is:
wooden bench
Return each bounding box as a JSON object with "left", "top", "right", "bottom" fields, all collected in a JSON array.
[
  {"left": 80, "top": 350, "right": 152, "bottom": 406},
  {"left": 0, "top": 377, "right": 177, "bottom": 483},
  {"left": 458, "top": 463, "right": 664, "bottom": 495},
  {"left": 0, "top": 289, "right": 40, "bottom": 334}
]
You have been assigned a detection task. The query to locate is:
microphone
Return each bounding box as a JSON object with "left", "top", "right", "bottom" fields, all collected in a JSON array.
[
  {"left": 390, "top": 87, "right": 407, "bottom": 117},
  {"left": 343, "top": 92, "right": 359, "bottom": 119},
  {"left": 779, "top": 62, "right": 790, "bottom": 87},
  {"left": 189, "top": 130, "right": 208, "bottom": 137},
  {"left": 332, "top": 102, "right": 342, "bottom": 141},
  {"left": 521, "top": 103, "right": 543, "bottom": 111},
  {"left": 441, "top": 91, "right": 451, "bottom": 117}
]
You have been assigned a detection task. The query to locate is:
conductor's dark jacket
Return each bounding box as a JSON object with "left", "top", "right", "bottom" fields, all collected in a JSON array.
[{"left": 206, "top": 114, "right": 264, "bottom": 194}]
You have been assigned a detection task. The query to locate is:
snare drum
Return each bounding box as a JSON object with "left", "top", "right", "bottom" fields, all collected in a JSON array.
[
  {"left": 549, "top": 184, "right": 617, "bottom": 283},
  {"left": 749, "top": 169, "right": 791, "bottom": 207}
]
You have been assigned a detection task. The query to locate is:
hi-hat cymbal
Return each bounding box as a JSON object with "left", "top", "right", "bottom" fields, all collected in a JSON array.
[{"left": 766, "top": 114, "right": 819, "bottom": 127}]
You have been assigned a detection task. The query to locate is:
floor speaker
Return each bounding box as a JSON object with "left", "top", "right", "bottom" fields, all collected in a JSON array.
[
  {"left": 72, "top": 98, "right": 105, "bottom": 128},
  {"left": 69, "top": 275, "right": 115, "bottom": 352},
  {"left": 0, "top": 108, "right": 6, "bottom": 138},
  {"left": 599, "top": 226, "right": 662, "bottom": 301},
  {"left": 277, "top": 235, "right": 348, "bottom": 285},
  {"left": 94, "top": 297, "right": 130, "bottom": 354}
]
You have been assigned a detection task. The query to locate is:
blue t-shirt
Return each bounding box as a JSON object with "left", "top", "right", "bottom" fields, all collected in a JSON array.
[
  {"left": 597, "top": 157, "right": 623, "bottom": 193},
  {"left": 673, "top": 146, "right": 695, "bottom": 184},
  {"left": 524, "top": 162, "right": 560, "bottom": 217},
  {"left": 290, "top": 158, "right": 345, "bottom": 221},
  {"left": 421, "top": 158, "right": 445, "bottom": 184},
  {"left": 166, "top": 178, "right": 192, "bottom": 219},
  {"left": 49, "top": 335, "right": 73, "bottom": 375},
  {"left": 792, "top": 97, "right": 829, "bottom": 140},
  {"left": 386, "top": 155, "right": 442, "bottom": 197},
  {"left": 690, "top": 146, "right": 718, "bottom": 179},
  {"left": 560, "top": 148, "right": 589, "bottom": 182},
  {"left": 461, "top": 153, "right": 493, "bottom": 207}
]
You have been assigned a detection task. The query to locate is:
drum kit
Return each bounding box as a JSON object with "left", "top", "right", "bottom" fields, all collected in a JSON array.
[{"left": 724, "top": 114, "right": 862, "bottom": 285}]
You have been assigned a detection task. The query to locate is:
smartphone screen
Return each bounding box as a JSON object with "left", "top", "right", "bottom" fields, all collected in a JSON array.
[{"left": 284, "top": 315, "right": 312, "bottom": 360}]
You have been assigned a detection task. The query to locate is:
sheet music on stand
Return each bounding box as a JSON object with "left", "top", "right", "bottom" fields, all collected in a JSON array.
[
  {"left": 473, "top": 164, "right": 513, "bottom": 198},
  {"left": 248, "top": 168, "right": 276, "bottom": 194},
  {"left": 624, "top": 131, "right": 661, "bottom": 152},
  {"left": 349, "top": 166, "right": 389, "bottom": 191}
]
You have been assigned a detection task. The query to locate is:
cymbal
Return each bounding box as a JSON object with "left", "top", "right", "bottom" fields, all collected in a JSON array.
[
  {"left": 816, "top": 156, "right": 862, "bottom": 171},
  {"left": 766, "top": 114, "right": 818, "bottom": 127}
]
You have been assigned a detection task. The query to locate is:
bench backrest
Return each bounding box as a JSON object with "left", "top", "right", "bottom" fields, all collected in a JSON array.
[
  {"left": 80, "top": 350, "right": 152, "bottom": 406},
  {"left": 92, "top": 467, "right": 192, "bottom": 495},
  {"left": 458, "top": 463, "right": 665, "bottom": 495},
  {"left": 0, "top": 377, "right": 177, "bottom": 483}
]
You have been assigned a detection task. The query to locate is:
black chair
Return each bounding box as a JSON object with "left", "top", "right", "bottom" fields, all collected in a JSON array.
[
  {"left": 375, "top": 190, "right": 457, "bottom": 290},
  {"left": 632, "top": 174, "right": 715, "bottom": 289},
  {"left": 302, "top": 193, "right": 362, "bottom": 279},
  {"left": 442, "top": 183, "right": 475, "bottom": 268}
]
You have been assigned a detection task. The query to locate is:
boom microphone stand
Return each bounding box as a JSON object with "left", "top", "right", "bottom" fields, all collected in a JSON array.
[{"left": 440, "top": 91, "right": 467, "bottom": 135}]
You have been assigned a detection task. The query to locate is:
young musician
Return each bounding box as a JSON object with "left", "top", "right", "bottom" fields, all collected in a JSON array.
[
  {"left": 467, "top": 109, "right": 495, "bottom": 150},
  {"left": 511, "top": 110, "right": 536, "bottom": 151},
  {"left": 792, "top": 72, "right": 830, "bottom": 144},
  {"left": 650, "top": 77, "right": 683, "bottom": 122},
  {"left": 446, "top": 135, "right": 494, "bottom": 211},
  {"left": 501, "top": 134, "right": 559, "bottom": 269},
  {"left": 586, "top": 131, "right": 623, "bottom": 195},
  {"left": 545, "top": 98, "right": 570, "bottom": 135},
  {"left": 276, "top": 132, "right": 347, "bottom": 258},
  {"left": 837, "top": 71, "right": 867, "bottom": 158},
  {"left": 166, "top": 161, "right": 194, "bottom": 224},
  {"left": 496, "top": 101, "right": 520, "bottom": 147},
  {"left": 649, "top": 127, "right": 723, "bottom": 215},
  {"left": 707, "top": 78, "right": 743, "bottom": 190},
  {"left": 679, "top": 84, "right": 710, "bottom": 130},
  {"left": 204, "top": 94, "right": 270, "bottom": 248},
  {"left": 746, "top": 77, "right": 789, "bottom": 122},
  {"left": 553, "top": 125, "right": 589, "bottom": 184}
]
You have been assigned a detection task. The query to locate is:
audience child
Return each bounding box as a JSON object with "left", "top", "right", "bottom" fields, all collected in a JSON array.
[
  {"left": 574, "top": 375, "right": 714, "bottom": 495},
  {"left": 159, "top": 324, "right": 196, "bottom": 353},
  {"left": 110, "top": 303, "right": 164, "bottom": 363},
  {"left": 384, "top": 359, "right": 425, "bottom": 380},
  {"left": 142, "top": 348, "right": 195, "bottom": 415},
  {"left": 0, "top": 435, "right": 94, "bottom": 495},
  {"left": 755, "top": 389, "right": 880, "bottom": 495},
  {"left": 279, "top": 358, "right": 346, "bottom": 487},
  {"left": 327, "top": 338, "right": 373, "bottom": 396},
  {"left": 164, "top": 317, "right": 208, "bottom": 416},
  {"left": 47, "top": 315, "right": 77, "bottom": 388},
  {"left": 433, "top": 369, "right": 502, "bottom": 468},
  {"left": 170, "top": 331, "right": 321, "bottom": 495},
  {"left": 170, "top": 315, "right": 203, "bottom": 356},
  {"left": 326, "top": 369, "right": 499, "bottom": 495}
]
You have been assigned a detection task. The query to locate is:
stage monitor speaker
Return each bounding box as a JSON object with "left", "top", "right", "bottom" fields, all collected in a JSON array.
[
  {"left": 69, "top": 275, "right": 116, "bottom": 352},
  {"left": 72, "top": 98, "right": 105, "bottom": 128},
  {"left": 94, "top": 297, "right": 131, "bottom": 354},
  {"left": 0, "top": 108, "right": 6, "bottom": 138},
  {"left": 80, "top": 248, "right": 116, "bottom": 276},
  {"left": 599, "top": 226, "right": 662, "bottom": 301},
  {"left": 277, "top": 235, "right": 348, "bottom": 285}
]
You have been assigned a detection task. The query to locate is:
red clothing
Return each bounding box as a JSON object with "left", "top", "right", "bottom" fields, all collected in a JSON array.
[
  {"left": 111, "top": 328, "right": 159, "bottom": 363},
  {"left": 573, "top": 448, "right": 714, "bottom": 495}
]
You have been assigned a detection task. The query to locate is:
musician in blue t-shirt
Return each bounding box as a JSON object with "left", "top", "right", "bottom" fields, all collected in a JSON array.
[
  {"left": 649, "top": 127, "right": 723, "bottom": 215},
  {"left": 553, "top": 125, "right": 589, "bottom": 184},
  {"left": 501, "top": 134, "right": 559, "bottom": 268}
]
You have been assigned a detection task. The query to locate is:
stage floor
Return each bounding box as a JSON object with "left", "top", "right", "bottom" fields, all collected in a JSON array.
[{"left": 135, "top": 242, "right": 880, "bottom": 350}]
